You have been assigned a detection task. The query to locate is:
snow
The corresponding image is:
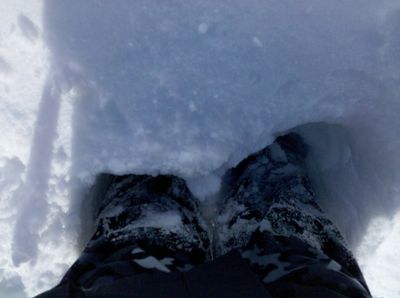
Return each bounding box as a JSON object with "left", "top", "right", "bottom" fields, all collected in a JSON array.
[
  {"left": 1, "top": 0, "right": 400, "bottom": 297},
  {"left": 198, "top": 23, "right": 210, "bottom": 35},
  {"left": 107, "top": 210, "right": 183, "bottom": 234},
  {"left": 356, "top": 212, "right": 400, "bottom": 298}
]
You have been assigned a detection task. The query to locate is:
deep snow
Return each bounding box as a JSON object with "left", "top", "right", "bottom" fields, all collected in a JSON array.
[{"left": 1, "top": 1, "right": 400, "bottom": 297}]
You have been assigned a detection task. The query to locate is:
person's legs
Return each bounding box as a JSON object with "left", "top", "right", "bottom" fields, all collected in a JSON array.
[
  {"left": 216, "top": 133, "right": 371, "bottom": 297},
  {"left": 63, "top": 174, "right": 210, "bottom": 290},
  {"left": 38, "top": 133, "right": 371, "bottom": 297}
]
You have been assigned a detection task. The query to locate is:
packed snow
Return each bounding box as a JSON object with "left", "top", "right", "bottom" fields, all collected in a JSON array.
[{"left": 1, "top": 0, "right": 400, "bottom": 297}]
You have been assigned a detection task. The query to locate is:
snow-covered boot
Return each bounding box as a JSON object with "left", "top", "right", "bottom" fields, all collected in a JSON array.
[{"left": 216, "top": 133, "right": 371, "bottom": 297}]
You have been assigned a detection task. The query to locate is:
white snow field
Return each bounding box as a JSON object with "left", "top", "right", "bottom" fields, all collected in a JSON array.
[{"left": 1, "top": 0, "right": 400, "bottom": 297}]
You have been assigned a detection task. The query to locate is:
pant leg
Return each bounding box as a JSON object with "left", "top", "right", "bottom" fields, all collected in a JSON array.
[
  {"left": 62, "top": 174, "right": 210, "bottom": 290},
  {"left": 216, "top": 133, "right": 371, "bottom": 298}
]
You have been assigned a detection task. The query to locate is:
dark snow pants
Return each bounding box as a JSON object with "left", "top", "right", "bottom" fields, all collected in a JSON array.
[{"left": 36, "top": 134, "right": 371, "bottom": 298}]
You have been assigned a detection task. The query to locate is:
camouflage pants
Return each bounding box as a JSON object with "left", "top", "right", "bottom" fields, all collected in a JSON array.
[{"left": 61, "top": 134, "right": 371, "bottom": 297}]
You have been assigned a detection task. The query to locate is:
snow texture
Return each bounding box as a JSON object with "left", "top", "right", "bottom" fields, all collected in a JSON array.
[{"left": 1, "top": 0, "right": 400, "bottom": 297}]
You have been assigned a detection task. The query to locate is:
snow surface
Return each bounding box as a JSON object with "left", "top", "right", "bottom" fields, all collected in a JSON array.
[{"left": 1, "top": 0, "right": 400, "bottom": 297}]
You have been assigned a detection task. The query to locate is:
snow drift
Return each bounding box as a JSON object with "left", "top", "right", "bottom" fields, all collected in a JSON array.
[{"left": 1, "top": 0, "right": 400, "bottom": 297}]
